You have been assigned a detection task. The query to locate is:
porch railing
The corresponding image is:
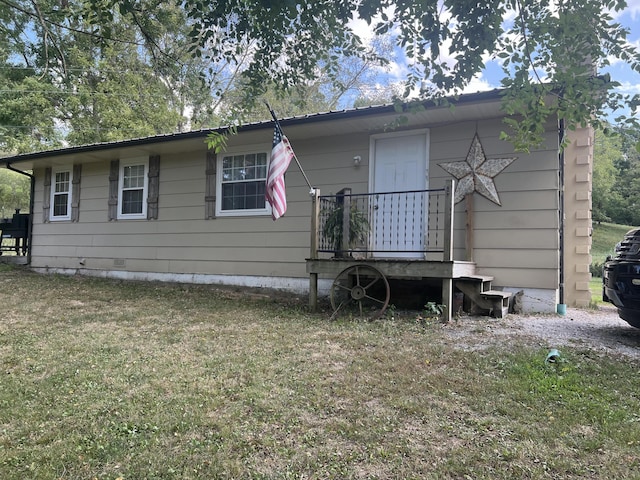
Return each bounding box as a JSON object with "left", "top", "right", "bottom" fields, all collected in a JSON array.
[{"left": 309, "top": 179, "right": 454, "bottom": 261}]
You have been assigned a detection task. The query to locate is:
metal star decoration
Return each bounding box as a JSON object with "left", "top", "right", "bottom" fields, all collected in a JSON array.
[{"left": 438, "top": 133, "right": 517, "bottom": 205}]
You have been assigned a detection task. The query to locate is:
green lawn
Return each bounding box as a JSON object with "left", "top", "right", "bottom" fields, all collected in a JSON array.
[
  {"left": 1, "top": 265, "right": 639, "bottom": 479},
  {"left": 591, "top": 222, "right": 634, "bottom": 265},
  {"left": 589, "top": 277, "right": 604, "bottom": 306},
  {"left": 589, "top": 222, "right": 635, "bottom": 304}
]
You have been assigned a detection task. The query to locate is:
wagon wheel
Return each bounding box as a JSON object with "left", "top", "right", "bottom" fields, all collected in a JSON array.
[{"left": 330, "top": 264, "right": 390, "bottom": 320}]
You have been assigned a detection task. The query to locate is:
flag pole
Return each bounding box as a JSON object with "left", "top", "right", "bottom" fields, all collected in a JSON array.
[{"left": 265, "top": 102, "right": 314, "bottom": 193}]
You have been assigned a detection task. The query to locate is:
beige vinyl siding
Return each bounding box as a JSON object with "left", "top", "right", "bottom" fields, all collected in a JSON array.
[
  {"left": 163, "top": 260, "right": 305, "bottom": 277},
  {"left": 30, "top": 134, "right": 373, "bottom": 279},
  {"left": 428, "top": 118, "right": 560, "bottom": 291},
  {"left": 472, "top": 210, "right": 558, "bottom": 229},
  {"left": 474, "top": 249, "right": 559, "bottom": 269},
  {"left": 294, "top": 134, "right": 370, "bottom": 195},
  {"left": 482, "top": 190, "right": 559, "bottom": 211},
  {"left": 477, "top": 267, "right": 559, "bottom": 290},
  {"left": 472, "top": 229, "right": 559, "bottom": 249},
  {"left": 27, "top": 108, "right": 565, "bottom": 300}
]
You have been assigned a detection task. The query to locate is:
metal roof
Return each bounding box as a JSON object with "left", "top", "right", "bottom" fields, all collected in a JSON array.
[{"left": 0, "top": 89, "right": 505, "bottom": 166}]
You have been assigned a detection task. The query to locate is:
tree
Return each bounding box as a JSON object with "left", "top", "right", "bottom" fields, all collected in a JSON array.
[
  {"left": 58, "top": 31, "right": 185, "bottom": 145},
  {"left": 593, "top": 129, "right": 623, "bottom": 223},
  {"left": 0, "top": 0, "right": 63, "bottom": 152},
  {"left": 592, "top": 127, "right": 640, "bottom": 226},
  {"left": 2, "top": 0, "right": 392, "bottom": 153},
  {"left": 609, "top": 128, "right": 640, "bottom": 225},
  {"left": 0, "top": 169, "right": 30, "bottom": 218},
  {"left": 171, "top": 0, "right": 639, "bottom": 148},
  {"left": 0, "top": 72, "right": 63, "bottom": 153},
  {"left": 2, "top": 1, "right": 639, "bottom": 151},
  {"left": 0, "top": 0, "right": 215, "bottom": 151}
]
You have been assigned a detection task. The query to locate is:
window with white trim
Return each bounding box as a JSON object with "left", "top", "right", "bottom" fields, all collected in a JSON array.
[
  {"left": 50, "top": 168, "right": 72, "bottom": 221},
  {"left": 216, "top": 151, "right": 269, "bottom": 216},
  {"left": 117, "top": 159, "right": 148, "bottom": 219}
]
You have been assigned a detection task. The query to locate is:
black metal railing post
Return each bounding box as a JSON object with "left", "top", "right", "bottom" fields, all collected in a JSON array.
[{"left": 338, "top": 188, "right": 351, "bottom": 257}]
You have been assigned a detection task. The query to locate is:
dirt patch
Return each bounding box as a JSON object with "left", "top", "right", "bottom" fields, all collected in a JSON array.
[{"left": 443, "top": 305, "right": 640, "bottom": 360}]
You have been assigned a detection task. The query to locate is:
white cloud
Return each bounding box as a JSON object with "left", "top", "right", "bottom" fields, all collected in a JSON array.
[
  {"left": 615, "top": 0, "right": 640, "bottom": 20},
  {"left": 348, "top": 15, "right": 375, "bottom": 44},
  {"left": 460, "top": 73, "right": 496, "bottom": 94},
  {"left": 348, "top": 5, "right": 399, "bottom": 44},
  {"left": 386, "top": 56, "right": 408, "bottom": 80},
  {"left": 615, "top": 79, "right": 640, "bottom": 94}
]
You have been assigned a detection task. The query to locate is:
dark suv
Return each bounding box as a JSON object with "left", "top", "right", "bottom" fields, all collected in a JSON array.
[{"left": 603, "top": 227, "right": 640, "bottom": 328}]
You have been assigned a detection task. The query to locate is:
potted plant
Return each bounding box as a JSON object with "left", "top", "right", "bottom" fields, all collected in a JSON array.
[{"left": 322, "top": 201, "right": 369, "bottom": 257}]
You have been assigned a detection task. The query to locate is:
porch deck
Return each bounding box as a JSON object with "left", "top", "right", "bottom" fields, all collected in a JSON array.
[
  {"left": 307, "top": 258, "right": 477, "bottom": 322},
  {"left": 306, "top": 258, "right": 476, "bottom": 279},
  {"left": 305, "top": 180, "right": 510, "bottom": 320},
  {"left": 307, "top": 180, "right": 458, "bottom": 320}
]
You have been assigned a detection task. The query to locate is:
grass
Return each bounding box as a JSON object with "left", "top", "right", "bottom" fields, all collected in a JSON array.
[
  {"left": 2, "top": 265, "right": 640, "bottom": 479},
  {"left": 590, "top": 222, "right": 636, "bottom": 305},
  {"left": 591, "top": 222, "right": 635, "bottom": 266},
  {"left": 589, "top": 278, "right": 604, "bottom": 307}
]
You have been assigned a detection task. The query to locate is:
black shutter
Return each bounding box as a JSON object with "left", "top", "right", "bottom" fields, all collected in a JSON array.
[
  {"left": 43, "top": 167, "right": 51, "bottom": 223},
  {"left": 108, "top": 160, "right": 119, "bottom": 221},
  {"left": 71, "top": 164, "right": 81, "bottom": 222},
  {"left": 147, "top": 155, "right": 160, "bottom": 220},
  {"left": 205, "top": 151, "right": 216, "bottom": 219}
]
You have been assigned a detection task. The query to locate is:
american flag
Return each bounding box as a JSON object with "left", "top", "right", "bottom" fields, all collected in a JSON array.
[{"left": 265, "top": 123, "right": 295, "bottom": 220}]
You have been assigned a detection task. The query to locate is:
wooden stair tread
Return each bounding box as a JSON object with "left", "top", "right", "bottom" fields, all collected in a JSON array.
[
  {"left": 454, "top": 275, "right": 510, "bottom": 319},
  {"left": 459, "top": 275, "right": 494, "bottom": 282},
  {"left": 481, "top": 290, "right": 512, "bottom": 298}
]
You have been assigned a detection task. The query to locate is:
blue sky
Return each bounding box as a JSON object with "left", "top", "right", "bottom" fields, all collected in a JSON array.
[
  {"left": 464, "top": 2, "right": 640, "bottom": 97},
  {"left": 604, "top": 1, "right": 640, "bottom": 96}
]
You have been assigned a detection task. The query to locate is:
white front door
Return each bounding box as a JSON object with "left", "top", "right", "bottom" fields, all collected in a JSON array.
[{"left": 370, "top": 131, "right": 429, "bottom": 258}]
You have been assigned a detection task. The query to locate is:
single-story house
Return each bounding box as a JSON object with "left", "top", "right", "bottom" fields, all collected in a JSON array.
[{"left": 0, "top": 90, "right": 593, "bottom": 319}]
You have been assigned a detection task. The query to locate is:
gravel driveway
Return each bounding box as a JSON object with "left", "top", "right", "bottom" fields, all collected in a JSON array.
[{"left": 444, "top": 305, "right": 640, "bottom": 361}]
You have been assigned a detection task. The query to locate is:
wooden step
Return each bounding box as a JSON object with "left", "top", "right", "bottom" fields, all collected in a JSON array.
[
  {"left": 482, "top": 290, "right": 511, "bottom": 300},
  {"left": 459, "top": 274, "right": 494, "bottom": 282},
  {"left": 481, "top": 290, "right": 511, "bottom": 319},
  {"left": 458, "top": 274, "right": 494, "bottom": 291},
  {"left": 455, "top": 278, "right": 511, "bottom": 318}
]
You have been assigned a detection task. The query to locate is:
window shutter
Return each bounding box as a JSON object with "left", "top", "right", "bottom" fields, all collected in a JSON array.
[
  {"left": 147, "top": 155, "right": 160, "bottom": 220},
  {"left": 71, "top": 164, "right": 82, "bottom": 222},
  {"left": 108, "top": 160, "right": 119, "bottom": 221},
  {"left": 205, "top": 151, "right": 216, "bottom": 219},
  {"left": 43, "top": 167, "right": 51, "bottom": 223}
]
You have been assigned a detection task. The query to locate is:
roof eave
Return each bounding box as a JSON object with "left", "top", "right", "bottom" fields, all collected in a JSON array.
[{"left": 0, "top": 89, "right": 506, "bottom": 167}]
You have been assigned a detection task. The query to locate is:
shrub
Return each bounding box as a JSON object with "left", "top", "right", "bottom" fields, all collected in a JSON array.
[{"left": 590, "top": 260, "right": 605, "bottom": 278}]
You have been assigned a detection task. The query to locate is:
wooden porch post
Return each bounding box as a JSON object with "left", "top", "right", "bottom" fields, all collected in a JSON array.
[
  {"left": 442, "top": 279, "right": 453, "bottom": 323},
  {"left": 465, "top": 193, "right": 474, "bottom": 262},
  {"left": 442, "top": 179, "right": 455, "bottom": 322},
  {"left": 443, "top": 179, "right": 455, "bottom": 262},
  {"left": 309, "top": 189, "right": 321, "bottom": 311}
]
